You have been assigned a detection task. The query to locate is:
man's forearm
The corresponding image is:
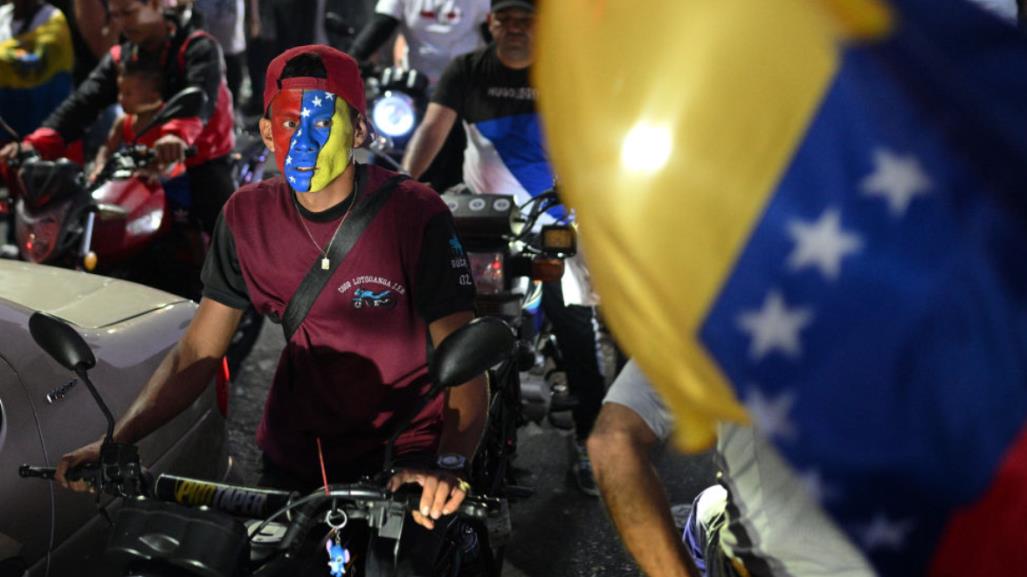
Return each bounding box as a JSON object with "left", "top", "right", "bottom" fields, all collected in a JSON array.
[
  {"left": 349, "top": 13, "right": 400, "bottom": 62},
  {"left": 401, "top": 105, "right": 457, "bottom": 179},
  {"left": 402, "top": 126, "right": 443, "bottom": 179},
  {"left": 594, "top": 443, "right": 698, "bottom": 577},
  {"left": 437, "top": 373, "right": 489, "bottom": 461},
  {"left": 113, "top": 341, "right": 221, "bottom": 444}
]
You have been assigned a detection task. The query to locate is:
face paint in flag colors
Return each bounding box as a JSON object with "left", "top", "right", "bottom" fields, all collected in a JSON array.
[{"left": 269, "top": 89, "right": 354, "bottom": 193}]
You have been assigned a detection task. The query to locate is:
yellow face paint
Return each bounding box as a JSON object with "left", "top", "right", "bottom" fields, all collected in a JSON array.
[{"left": 310, "top": 95, "right": 354, "bottom": 192}]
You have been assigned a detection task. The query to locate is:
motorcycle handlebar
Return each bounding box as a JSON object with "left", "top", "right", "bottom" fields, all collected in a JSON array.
[
  {"left": 151, "top": 474, "right": 498, "bottom": 522},
  {"left": 21, "top": 467, "right": 498, "bottom": 526},
  {"left": 127, "top": 144, "right": 197, "bottom": 162}
]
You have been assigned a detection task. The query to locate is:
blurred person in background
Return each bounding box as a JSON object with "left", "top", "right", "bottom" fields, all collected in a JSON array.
[
  {"left": 0, "top": 0, "right": 235, "bottom": 237},
  {"left": 194, "top": 0, "right": 245, "bottom": 108},
  {"left": 589, "top": 361, "right": 874, "bottom": 577},
  {"left": 0, "top": 0, "right": 74, "bottom": 139},
  {"left": 404, "top": 0, "right": 609, "bottom": 497},
  {"left": 349, "top": 0, "right": 490, "bottom": 87},
  {"left": 350, "top": 0, "right": 489, "bottom": 190}
]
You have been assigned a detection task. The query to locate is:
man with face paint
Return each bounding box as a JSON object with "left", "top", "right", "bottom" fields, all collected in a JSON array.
[{"left": 54, "top": 45, "right": 487, "bottom": 570}]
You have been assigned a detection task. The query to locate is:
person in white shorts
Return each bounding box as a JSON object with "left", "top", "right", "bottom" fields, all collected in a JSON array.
[{"left": 589, "top": 360, "right": 875, "bottom": 577}]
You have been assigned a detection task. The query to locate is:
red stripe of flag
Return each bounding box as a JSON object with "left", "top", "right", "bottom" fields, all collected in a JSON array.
[{"left": 930, "top": 422, "right": 1027, "bottom": 576}]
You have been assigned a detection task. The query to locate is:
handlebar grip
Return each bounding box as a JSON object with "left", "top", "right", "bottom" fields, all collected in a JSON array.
[
  {"left": 389, "top": 486, "right": 496, "bottom": 520},
  {"left": 18, "top": 463, "right": 97, "bottom": 482},
  {"left": 19, "top": 465, "right": 56, "bottom": 480}
]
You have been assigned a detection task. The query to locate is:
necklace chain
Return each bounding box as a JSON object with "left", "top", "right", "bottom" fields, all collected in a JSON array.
[{"left": 297, "top": 194, "right": 356, "bottom": 270}]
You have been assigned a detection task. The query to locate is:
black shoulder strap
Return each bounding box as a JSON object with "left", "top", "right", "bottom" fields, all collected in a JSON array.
[{"left": 281, "top": 173, "right": 409, "bottom": 342}]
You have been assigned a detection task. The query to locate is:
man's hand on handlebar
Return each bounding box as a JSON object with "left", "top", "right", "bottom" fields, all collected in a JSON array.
[
  {"left": 386, "top": 468, "right": 470, "bottom": 530},
  {"left": 0, "top": 140, "right": 30, "bottom": 162},
  {"left": 153, "top": 134, "right": 188, "bottom": 168},
  {"left": 55, "top": 438, "right": 103, "bottom": 493}
]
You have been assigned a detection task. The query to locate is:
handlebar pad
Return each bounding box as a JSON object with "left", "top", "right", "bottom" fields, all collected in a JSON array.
[{"left": 153, "top": 474, "right": 294, "bottom": 519}]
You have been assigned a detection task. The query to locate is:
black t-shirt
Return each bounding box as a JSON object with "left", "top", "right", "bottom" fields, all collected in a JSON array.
[
  {"left": 200, "top": 163, "right": 476, "bottom": 480},
  {"left": 431, "top": 44, "right": 554, "bottom": 202},
  {"left": 432, "top": 43, "right": 537, "bottom": 123}
]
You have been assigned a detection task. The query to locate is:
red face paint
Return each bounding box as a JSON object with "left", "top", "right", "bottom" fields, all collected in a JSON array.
[{"left": 268, "top": 89, "right": 304, "bottom": 174}]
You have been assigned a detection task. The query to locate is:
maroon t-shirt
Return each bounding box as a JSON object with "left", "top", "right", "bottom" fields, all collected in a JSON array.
[{"left": 201, "top": 164, "right": 476, "bottom": 481}]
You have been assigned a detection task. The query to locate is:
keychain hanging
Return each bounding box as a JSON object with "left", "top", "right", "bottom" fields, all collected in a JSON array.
[
  {"left": 324, "top": 506, "right": 350, "bottom": 577},
  {"left": 317, "top": 437, "right": 352, "bottom": 576}
]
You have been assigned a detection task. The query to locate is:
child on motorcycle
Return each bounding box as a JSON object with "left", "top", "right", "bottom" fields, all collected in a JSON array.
[{"left": 88, "top": 57, "right": 183, "bottom": 184}]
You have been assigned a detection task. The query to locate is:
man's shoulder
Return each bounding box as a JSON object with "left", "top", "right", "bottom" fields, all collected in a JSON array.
[
  {"left": 462, "top": 45, "right": 496, "bottom": 70},
  {"left": 224, "top": 176, "right": 288, "bottom": 223},
  {"left": 174, "top": 20, "right": 220, "bottom": 57},
  {"left": 365, "top": 164, "right": 447, "bottom": 217},
  {"left": 444, "top": 45, "right": 493, "bottom": 78}
]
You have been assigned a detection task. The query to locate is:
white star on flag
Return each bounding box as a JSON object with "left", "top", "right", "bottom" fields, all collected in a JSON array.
[
  {"left": 288, "top": 176, "right": 296, "bottom": 183},
  {"left": 787, "top": 209, "right": 863, "bottom": 281},
  {"left": 301, "top": 107, "right": 311, "bottom": 118},
  {"left": 860, "top": 147, "right": 932, "bottom": 218},
  {"left": 286, "top": 155, "right": 292, "bottom": 165},
  {"left": 736, "top": 291, "right": 814, "bottom": 361},
  {"left": 860, "top": 514, "right": 915, "bottom": 551},
  {"left": 744, "top": 387, "right": 798, "bottom": 442},
  {"left": 297, "top": 129, "right": 302, "bottom": 136},
  {"left": 312, "top": 96, "right": 323, "bottom": 107},
  {"left": 325, "top": 93, "right": 334, "bottom": 101},
  {"left": 795, "top": 469, "right": 839, "bottom": 504}
]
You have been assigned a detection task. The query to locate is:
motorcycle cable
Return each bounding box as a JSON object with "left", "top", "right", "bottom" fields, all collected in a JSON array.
[{"left": 511, "top": 191, "right": 564, "bottom": 243}]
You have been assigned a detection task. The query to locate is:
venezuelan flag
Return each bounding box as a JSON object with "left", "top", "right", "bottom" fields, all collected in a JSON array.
[
  {"left": 0, "top": 4, "right": 73, "bottom": 138},
  {"left": 536, "top": 0, "right": 1027, "bottom": 574}
]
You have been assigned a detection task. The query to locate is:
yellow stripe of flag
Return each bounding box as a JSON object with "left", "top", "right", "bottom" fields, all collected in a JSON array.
[{"left": 535, "top": 0, "right": 892, "bottom": 451}]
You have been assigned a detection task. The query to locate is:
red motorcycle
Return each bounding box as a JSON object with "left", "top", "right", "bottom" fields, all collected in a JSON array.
[{"left": 0, "top": 87, "right": 266, "bottom": 377}]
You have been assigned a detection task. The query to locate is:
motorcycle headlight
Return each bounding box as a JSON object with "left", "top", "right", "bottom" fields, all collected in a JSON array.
[{"left": 371, "top": 92, "right": 417, "bottom": 139}]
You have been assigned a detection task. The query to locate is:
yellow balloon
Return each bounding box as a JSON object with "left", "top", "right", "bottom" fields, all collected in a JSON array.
[{"left": 534, "top": 0, "right": 891, "bottom": 451}]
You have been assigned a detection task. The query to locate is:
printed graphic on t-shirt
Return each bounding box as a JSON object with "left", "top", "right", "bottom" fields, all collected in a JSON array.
[
  {"left": 485, "top": 86, "right": 537, "bottom": 101},
  {"left": 339, "top": 275, "right": 407, "bottom": 310},
  {"left": 419, "top": 1, "right": 463, "bottom": 24},
  {"left": 447, "top": 234, "right": 473, "bottom": 287}
]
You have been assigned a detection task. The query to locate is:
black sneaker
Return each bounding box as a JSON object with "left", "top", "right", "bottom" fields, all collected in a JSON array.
[{"left": 572, "top": 442, "right": 600, "bottom": 497}]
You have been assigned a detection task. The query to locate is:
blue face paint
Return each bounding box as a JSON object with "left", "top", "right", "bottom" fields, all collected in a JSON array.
[{"left": 281, "top": 90, "right": 346, "bottom": 193}]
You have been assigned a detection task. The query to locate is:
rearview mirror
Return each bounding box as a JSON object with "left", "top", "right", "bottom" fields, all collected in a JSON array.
[
  {"left": 134, "top": 87, "right": 208, "bottom": 140},
  {"left": 28, "top": 312, "right": 96, "bottom": 372},
  {"left": 430, "top": 317, "right": 514, "bottom": 391}
]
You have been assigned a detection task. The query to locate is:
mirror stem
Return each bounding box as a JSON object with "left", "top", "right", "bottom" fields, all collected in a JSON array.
[{"left": 76, "top": 367, "right": 116, "bottom": 444}]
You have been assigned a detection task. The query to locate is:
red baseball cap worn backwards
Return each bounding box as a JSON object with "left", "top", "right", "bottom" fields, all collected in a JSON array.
[{"left": 264, "top": 45, "right": 367, "bottom": 116}]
